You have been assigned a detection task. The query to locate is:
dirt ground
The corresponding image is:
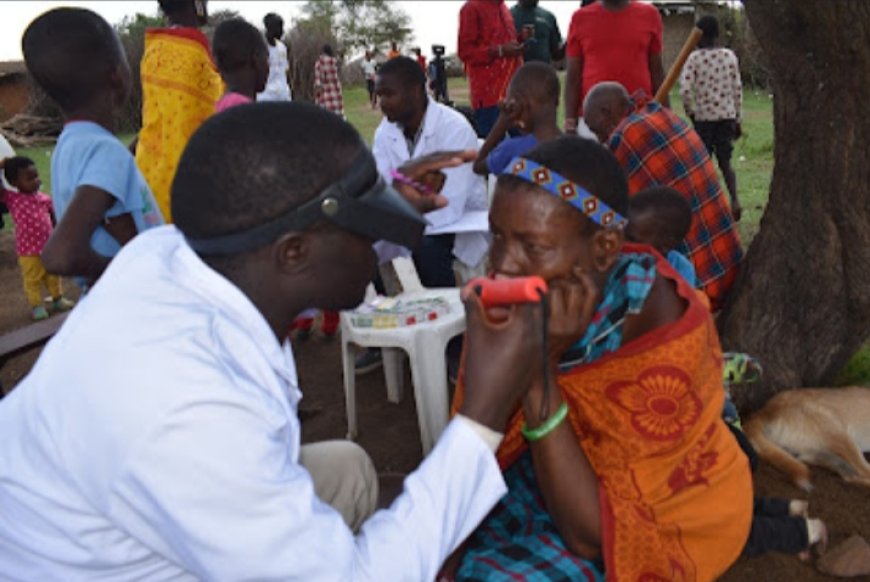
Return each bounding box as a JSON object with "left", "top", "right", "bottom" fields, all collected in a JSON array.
[{"left": 1, "top": 229, "right": 868, "bottom": 581}]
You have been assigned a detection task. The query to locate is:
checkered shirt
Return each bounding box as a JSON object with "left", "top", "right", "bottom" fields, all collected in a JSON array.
[
  {"left": 314, "top": 55, "right": 344, "bottom": 116},
  {"left": 457, "top": 452, "right": 605, "bottom": 581},
  {"left": 610, "top": 101, "right": 743, "bottom": 310}
]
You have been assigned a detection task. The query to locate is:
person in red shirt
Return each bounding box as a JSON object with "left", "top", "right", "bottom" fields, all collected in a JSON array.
[
  {"left": 458, "top": 0, "right": 524, "bottom": 138},
  {"left": 413, "top": 47, "right": 427, "bottom": 73},
  {"left": 563, "top": 0, "right": 666, "bottom": 134}
]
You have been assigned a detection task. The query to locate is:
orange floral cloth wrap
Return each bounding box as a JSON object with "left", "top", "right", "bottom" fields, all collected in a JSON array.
[{"left": 452, "top": 258, "right": 752, "bottom": 581}]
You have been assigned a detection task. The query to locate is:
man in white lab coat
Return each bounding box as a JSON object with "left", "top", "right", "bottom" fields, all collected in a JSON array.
[
  {"left": 0, "top": 103, "right": 548, "bottom": 580},
  {"left": 373, "top": 56, "right": 490, "bottom": 287}
]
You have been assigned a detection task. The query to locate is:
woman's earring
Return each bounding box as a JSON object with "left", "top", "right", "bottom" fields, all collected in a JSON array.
[{"left": 194, "top": 0, "right": 206, "bottom": 18}]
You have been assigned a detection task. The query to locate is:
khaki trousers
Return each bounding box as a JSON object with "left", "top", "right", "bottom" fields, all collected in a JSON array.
[{"left": 299, "top": 440, "right": 378, "bottom": 533}]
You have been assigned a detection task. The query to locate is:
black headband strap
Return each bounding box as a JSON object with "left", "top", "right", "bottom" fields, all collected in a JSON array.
[{"left": 185, "top": 149, "right": 377, "bottom": 256}]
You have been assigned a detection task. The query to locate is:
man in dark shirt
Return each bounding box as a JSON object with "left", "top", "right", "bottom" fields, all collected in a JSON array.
[{"left": 510, "top": 0, "right": 564, "bottom": 64}]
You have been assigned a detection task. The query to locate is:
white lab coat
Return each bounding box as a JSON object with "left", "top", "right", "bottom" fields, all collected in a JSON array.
[
  {"left": 373, "top": 99, "right": 490, "bottom": 268},
  {"left": 0, "top": 226, "right": 507, "bottom": 581}
]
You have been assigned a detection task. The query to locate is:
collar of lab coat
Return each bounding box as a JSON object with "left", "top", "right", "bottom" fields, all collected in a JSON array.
[
  {"left": 383, "top": 97, "right": 442, "bottom": 158},
  {"left": 166, "top": 227, "right": 299, "bottom": 389}
]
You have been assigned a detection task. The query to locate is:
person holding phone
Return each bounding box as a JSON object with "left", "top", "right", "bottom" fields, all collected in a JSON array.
[{"left": 510, "top": 0, "right": 564, "bottom": 65}]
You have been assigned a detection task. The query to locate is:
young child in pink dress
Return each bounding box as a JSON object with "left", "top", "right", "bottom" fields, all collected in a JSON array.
[
  {"left": 1, "top": 157, "right": 75, "bottom": 320},
  {"left": 212, "top": 18, "right": 269, "bottom": 112}
]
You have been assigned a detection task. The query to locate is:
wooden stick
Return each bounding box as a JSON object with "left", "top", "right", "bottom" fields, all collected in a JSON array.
[{"left": 654, "top": 27, "right": 703, "bottom": 104}]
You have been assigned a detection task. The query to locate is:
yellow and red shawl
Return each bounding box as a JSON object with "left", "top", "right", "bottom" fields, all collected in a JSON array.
[
  {"left": 453, "top": 256, "right": 752, "bottom": 581},
  {"left": 135, "top": 28, "right": 223, "bottom": 223}
]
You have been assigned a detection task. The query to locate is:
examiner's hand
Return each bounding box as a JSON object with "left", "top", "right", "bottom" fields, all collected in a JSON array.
[
  {"left": 394, "top": 150, "right": 476, "bottom": 214},
  {"left": 458, "top": 286, "right": 546, "bottom": 432}
]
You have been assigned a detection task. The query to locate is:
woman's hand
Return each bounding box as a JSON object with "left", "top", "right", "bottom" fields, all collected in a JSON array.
[
  {"left": 546, "top": 271, "right": 600, "bottom": 366},
  {"left": 394, "top": 150, "right": 476, "bottom": 214},
  {"left": 458, "top": 285, "right": 546, "bottom": 433}
]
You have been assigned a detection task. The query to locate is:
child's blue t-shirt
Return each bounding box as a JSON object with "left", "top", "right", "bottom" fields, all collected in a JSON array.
[
  {"left": 51, "top": 121, "right": 163, "bottom": 258},
  {"left": 667, "top": 249, "right": 698, "bottom": 287},
  {"left": 486, "top": 134, "right": 539, "bottom": 175}
]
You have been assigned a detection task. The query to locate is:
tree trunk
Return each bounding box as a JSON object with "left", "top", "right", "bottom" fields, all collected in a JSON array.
[{"left": 719, "top": 0, "right": 870, "bottom": 411}]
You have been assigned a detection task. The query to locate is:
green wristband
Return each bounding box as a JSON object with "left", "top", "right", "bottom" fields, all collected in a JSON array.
[{"left": 521, "top": 402, "right": 569, "bottom": 442}]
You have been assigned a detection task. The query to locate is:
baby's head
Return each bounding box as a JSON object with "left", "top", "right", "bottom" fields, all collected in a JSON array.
[
  {"left": 22, "top": 8, "right": 130, "bottom": 116},
  {"left": 626, "top": 187, "right": 692, "bottom": 255},
  {"left": 213, "top": 18, "right": 269, "bottom": 94},
  {"left": 3, "top": 157, "right": 41, "bottom": 194},
  {"left": 490, "top": 137, "right": 629, "bottom": 285}
]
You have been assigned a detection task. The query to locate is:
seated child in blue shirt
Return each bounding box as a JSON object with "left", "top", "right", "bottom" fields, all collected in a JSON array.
[
  {"left": 22, "top": 8, "right": 163, "bottom": 287},
  {"left": 473, "top": 62, "right": 561, "bottom": 176},
  {"left": 625, "top": 186, "right": 697, "bottom": 286}
]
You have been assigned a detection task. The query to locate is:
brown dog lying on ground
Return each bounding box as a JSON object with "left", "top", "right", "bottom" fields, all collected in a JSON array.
[{"left": 744, "top": 386, "right": 870, "bottom": 491}]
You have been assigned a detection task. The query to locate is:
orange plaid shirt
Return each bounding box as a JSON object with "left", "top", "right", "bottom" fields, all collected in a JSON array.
[{"left": 610, "top": 101, "right": 742, "bottom": 310}]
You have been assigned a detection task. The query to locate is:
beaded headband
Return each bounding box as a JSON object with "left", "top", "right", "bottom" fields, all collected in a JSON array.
[{"left": 506, "top": 157, "right": 627, "bottom": 229}]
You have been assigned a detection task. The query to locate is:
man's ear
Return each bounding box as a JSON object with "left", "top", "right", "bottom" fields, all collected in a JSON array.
[
  {"left": 591, "top": 227, "right": 624, "bottom": 272},
  {"left": 273, "top": 231, "right": 312, "bottom": 275}
]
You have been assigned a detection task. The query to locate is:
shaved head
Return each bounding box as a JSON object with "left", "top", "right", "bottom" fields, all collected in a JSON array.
[
  {"left": 509, "top": 61, "right": 560, "bottom": 107},
  {"left": 583, "top": 82, "right": 631, "bottom": 143}
]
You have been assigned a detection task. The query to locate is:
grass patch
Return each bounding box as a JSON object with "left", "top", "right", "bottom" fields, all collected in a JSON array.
[{"left": 834, "top": 346, "right": 870, "bottom": 387}]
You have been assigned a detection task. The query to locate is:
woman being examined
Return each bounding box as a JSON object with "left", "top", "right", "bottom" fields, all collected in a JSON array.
[
  {"left": 135, "top": 0, "right": 223, "bottom": 222},
  {"left": 451, "top": 137, "right": 752, "bottom": 582}
]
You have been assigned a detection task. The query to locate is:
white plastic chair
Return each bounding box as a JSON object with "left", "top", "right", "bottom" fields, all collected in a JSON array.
[{"left": 340, "top": 257, "right": 465, "bottom": 455}]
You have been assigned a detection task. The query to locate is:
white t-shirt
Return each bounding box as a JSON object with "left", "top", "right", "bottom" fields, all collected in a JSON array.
[
  {"left": 0, "top": 226, "right": 506, "bottom": 581},
  {"left": 361, "top": 58, "right": 377, "bottom": 80},
  {"left": 257, "top": 41, "right": 292, "bottom": 102}
]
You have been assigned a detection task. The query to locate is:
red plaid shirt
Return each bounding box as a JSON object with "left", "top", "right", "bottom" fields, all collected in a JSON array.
[
  {"left": 610, "top": 101, "right": 742, "bottom": 310},
  {"left": 314, "top": 55, "right": 344, "bottom": 116},
  {"left": 458, "top": 0, "right": 522, "bottom": 110}
]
